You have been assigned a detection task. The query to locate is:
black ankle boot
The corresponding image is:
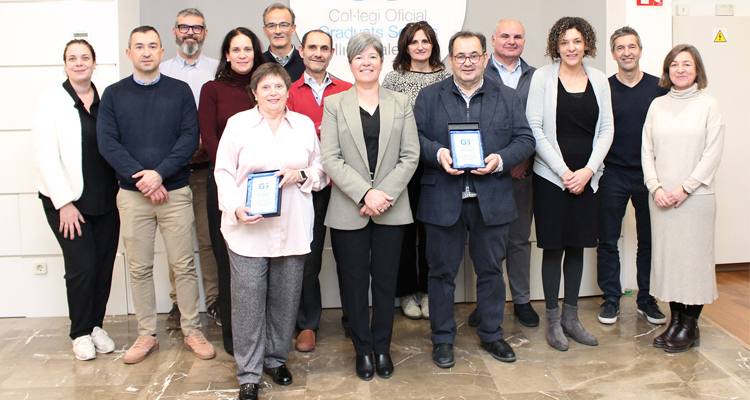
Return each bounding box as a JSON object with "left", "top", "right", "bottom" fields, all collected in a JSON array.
[
  {"left": 653, "top": 312, "right": 681, "bottom": 348},
  {"left": 664, "top": 314, "right": 700, "bottom": 353}
]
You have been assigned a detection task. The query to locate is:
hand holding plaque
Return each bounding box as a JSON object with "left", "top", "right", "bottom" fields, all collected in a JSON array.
[
  {"left": 246, "top": 171, "right": 282, "bottom": 217},
  {"left": 449, "top": 122, "right": 485, "bottom": 170}
]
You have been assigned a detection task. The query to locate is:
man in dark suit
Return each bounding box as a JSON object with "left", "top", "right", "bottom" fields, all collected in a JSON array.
[{"left": 413, "top": 31, "right": 535, "bottom": 368}]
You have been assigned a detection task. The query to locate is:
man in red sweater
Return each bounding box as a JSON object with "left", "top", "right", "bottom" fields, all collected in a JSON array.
[{"left": 286, "top": 29, "right": 352, "bottom": 353}]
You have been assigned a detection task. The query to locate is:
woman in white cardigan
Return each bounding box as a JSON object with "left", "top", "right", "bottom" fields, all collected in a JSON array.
[
  {"left": 33, "top": 40, "right": 120, "bottom": 361},
  {"left": 643, "top": 44, "right": 724, "bottom": 353},
  {"left": 526, "top": 17, "right": 613, "bottom": 351}
]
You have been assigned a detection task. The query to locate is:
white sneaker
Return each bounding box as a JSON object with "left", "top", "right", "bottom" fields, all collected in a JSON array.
[
  {"left": 401, "top": 295, "right": 421, "bottom": 320},
  {"left": 419, "top": 293, "right": 430, "bottom": 319},
  {"left": 91, "top": 327, "right": 115, "bottom": 354},
  {"left": 72, "top": 335, "right": 96, "bottom": 361}
]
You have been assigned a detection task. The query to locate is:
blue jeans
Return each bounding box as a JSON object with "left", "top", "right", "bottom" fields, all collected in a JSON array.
[{"left": 596, "top": 166, "right": 653, "bottom": 306}]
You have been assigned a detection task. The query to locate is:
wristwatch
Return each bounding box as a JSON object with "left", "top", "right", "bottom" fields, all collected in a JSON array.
[{"left": 299, "top": 170, "right": 307, "bottom": 181}]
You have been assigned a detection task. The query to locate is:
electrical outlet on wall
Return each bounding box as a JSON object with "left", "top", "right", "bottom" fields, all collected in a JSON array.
[
  {"left": 716, "top": 4, "right": 735, "bottom": 16},
  {"left": 33, "top": 261, "right": 47, "bottom": 275}
]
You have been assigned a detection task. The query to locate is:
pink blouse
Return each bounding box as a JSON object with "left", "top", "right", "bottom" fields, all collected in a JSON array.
[{"left": 214, "top": 106, "right": 329, "bottom": 258}]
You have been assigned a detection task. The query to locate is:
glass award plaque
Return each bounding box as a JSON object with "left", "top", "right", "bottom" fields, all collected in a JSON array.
[
  {"left": 246, "top": 171, "right": 282, "bottom": 217},
  {"left": 449, "top": 122, "right": 485, "bottom": 170}
]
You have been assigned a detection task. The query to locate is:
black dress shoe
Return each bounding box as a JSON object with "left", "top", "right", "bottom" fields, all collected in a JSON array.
[
  {"left": 468, "top": 308, "right": 480, "bottom": 327},
  {"left": 481, "top": 339, "right": 516, "bottom": 363},
  {"left": 263, "top": 364, "right": 293, "bottom": 386},
  {"left": 239, "top": 383, "right": 259, "bottom": 400},
  {"left": 432, "top": 343, "right": 455, "bottom": 368},
  {"left": 355, "top": 354, "right": 374, "bottom": 381},
  {"left": 514, "top": 302, "right": 540, "bottom": 327},
  {"left": 374, "top": 353, "right": 394, "bottom": 378}
]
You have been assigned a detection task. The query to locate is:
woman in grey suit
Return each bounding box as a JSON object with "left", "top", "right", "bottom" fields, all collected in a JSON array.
[{"left": 320, "top": 32, "right": 419, "bottom": 381}]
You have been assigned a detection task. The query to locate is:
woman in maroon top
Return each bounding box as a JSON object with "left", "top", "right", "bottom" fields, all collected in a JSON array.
[{"left": 198, "top": 27, "right": 265, "bottom": 356}]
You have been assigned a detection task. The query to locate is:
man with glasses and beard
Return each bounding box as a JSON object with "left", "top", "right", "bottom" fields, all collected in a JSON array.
[{"left": 160, "top": 8, "right": 222, "bottom": 331}]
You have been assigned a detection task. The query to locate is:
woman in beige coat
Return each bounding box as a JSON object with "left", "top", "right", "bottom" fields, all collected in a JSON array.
[
  {"left": 642, "top": 44, "right": 724, "bottom": 353},
  {"left": 320, "top": 32, "right": 419, "bottom": 381}
]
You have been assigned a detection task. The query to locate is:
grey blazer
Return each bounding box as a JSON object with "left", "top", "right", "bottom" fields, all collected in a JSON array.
[{"left": 320, "top": 86, "right": 419, "bottom": 230}]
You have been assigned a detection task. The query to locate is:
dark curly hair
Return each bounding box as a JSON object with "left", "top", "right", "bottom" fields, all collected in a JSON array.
[
  {"left": 392, "top": 21, "right": 444, "bottom": 72},
  {"left": 545, "top": 17, "right": 597, "bottom": 60}
]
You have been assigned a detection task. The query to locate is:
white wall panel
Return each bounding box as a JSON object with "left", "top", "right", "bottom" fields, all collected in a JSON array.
[
  {"left": 18, "top": 193, "right": 61, "bottom": 256},
  {"left": 0, "top": 195, "right": 21, "bottom": 256},
  {"left": 0, "top": 257, "right": 25, "bottom": 317},
  {"left": 0, "top": 65, "right": 118, "bottom": 131},
  {"left": 2, "top": 1, "right": 118, "bottom": 66},
  {"left": 105, "top": 254, "right": 129, "bottom": 316},
  {"left": 23, "top": 255, "right": 69, "bottom": 318},
  {"left": 0, "top": 131, "right": 36, "bottom": 194},
  {"left": 319, "top": 249, "right": 341, "bottom": 308}
]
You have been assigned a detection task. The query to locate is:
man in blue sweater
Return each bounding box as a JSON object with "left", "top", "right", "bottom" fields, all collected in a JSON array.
[
  {"left": 596, "top": 27, "right": 669, "bottom": 326},
  {"left": 97, "top": 26, "right": 215, "bottom": 364}
]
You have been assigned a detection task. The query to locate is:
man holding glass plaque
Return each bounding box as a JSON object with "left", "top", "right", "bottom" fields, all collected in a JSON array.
[{"left": 413, "top": 31, "right": 535, "bottom": 368}]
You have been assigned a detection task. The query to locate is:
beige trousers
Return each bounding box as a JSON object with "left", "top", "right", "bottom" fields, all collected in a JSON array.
[
  {"left": 168, "top": 168, "right": 219, "bottom": 307},
  {"left": 117, "top": 186, "right": 201, "bottom": 336}
]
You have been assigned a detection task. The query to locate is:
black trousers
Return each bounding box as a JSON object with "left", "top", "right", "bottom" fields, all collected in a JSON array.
[
  {"left": 425, "top": 198, "right": 509, "bottom": 344},
  {"left": 297, "top": 186, "right": 330, "bottom": 332},
  {"left": 331, "top": 221, "right": 405, "bottom": 355},
  {"left": 41, "top": 197, "right": 120, "bottom": 340},
  {"left": 596, "top": 166, "right": 653, "bottom": 306},
  {"left": 206, "top": 167, "right": 233, "bottom": 354},
  {"left": 395, "top": 168, "right": 428, "bottom": 297}
]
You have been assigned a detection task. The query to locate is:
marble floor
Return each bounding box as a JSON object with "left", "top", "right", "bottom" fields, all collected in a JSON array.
[{"left": 1, "top": 296, "right": 749, "bottom": 400}]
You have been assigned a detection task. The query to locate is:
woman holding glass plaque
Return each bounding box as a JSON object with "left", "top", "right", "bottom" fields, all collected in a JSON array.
[
  {"left": 214, "top": 63, "right": 328, "bottom": 400},
  {"left": 525, "top": 17, "right": 613, "bottom": 351},
  {"left": 320, "top": 32, "right": 419, "bottom": 381}
]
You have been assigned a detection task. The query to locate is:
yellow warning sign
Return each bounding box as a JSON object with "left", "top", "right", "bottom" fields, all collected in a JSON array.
[{"left": 714, "top": 30, "right": 726, "bottom": 42}]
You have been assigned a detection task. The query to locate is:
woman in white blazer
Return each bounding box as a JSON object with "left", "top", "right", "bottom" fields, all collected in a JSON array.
[
  {"left": 33, "top": 40, "right": 120, "bottom": 361},
  {"left": 526, "top": 17, "right": 613, "bottom": 352}
]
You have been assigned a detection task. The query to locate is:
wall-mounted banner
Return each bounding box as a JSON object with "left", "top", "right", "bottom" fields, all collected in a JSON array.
[{"left": 290, "top": 0, "right": 467, "bottom": 83}]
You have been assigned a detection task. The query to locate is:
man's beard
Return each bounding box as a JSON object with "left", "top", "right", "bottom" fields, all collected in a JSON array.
[{"left": 177, "top": 35, "right": 203, "bottom": 56}]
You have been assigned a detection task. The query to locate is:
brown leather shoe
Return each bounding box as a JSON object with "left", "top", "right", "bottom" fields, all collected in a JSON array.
[
  {"left": 665, "top": 314, "right": 700, "bottom": 353},
  {"left": 653, "top": 312, "right": 681, "bottom": 348},
  {"left": 296, "top": 329, "right": 316, "bottom": 352},
  {"left": 166, "top": 303, "right": 181, "bottom": 330}
]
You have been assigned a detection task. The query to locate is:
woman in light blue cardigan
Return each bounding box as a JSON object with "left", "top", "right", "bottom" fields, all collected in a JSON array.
[{"left": 526, "top": 17, "right": 613, "bottom": 351}]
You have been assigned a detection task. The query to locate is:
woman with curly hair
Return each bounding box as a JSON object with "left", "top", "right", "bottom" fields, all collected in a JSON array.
[{"left": 526, "top": 17, "right": 613, "bottom": 351}]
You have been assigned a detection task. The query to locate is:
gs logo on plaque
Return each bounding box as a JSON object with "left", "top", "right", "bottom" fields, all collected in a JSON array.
[{"left": 290, "top": 0, "right": 467, "bottom": 83}]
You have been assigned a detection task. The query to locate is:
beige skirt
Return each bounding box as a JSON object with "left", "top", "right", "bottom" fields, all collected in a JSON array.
[{"left": 649, "top": 194, "right": 718, "bottom": 305}]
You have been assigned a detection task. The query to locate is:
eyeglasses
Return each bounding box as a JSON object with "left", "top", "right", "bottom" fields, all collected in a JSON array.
[
  {"left": 264, "top": 22, "right": 292, "bottom": 30},
  {"left": 176, "top": 24, "right": 204, "bottom": 34},
  {"left": 452, "top": 53, "right": 483, "bottom": 64}
]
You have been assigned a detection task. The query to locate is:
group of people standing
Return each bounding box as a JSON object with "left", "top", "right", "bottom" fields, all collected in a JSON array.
[{"left": 33, "top": 3, "right": 724, "bottom": 400}]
